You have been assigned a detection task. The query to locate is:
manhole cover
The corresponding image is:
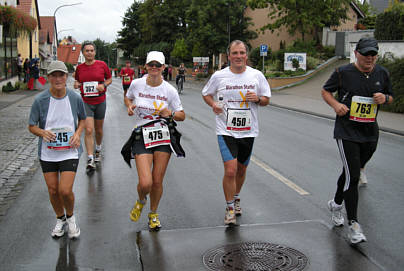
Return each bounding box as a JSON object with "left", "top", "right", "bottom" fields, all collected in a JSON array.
[{"left": 202, "top": 242, "right": 308, "bottom": 271}]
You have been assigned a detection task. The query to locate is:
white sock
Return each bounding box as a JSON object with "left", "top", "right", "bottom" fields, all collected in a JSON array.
[
  {"left": 88, "top": 155, "right": 94, "bottom": 160},
  {"left": 226, "top": 200, "right": 234, "bottom": 210},
  {"left": 96, "top": 145, "right": 102, "bottom": 151}
]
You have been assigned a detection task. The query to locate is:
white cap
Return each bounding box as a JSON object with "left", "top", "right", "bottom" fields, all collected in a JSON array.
[
  {"left": 146, "top": 51, "right": 165, "bottom": 65},
  {"left": 47, "top": 61, "right": 68, "bottom": 75}
]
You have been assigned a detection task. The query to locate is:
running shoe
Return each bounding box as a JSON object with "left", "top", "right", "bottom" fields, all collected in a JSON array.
[
  {"left": 234, "top": 198, "right": 242, "bottom": 216},
  {"left": 51, "top": 218, "right": 66, "bottom": 238},
  {"left": 86, "top": 158, "right": 96, "bottom": 170},
  {"left": 94, "top": 150, "right": 101, "bottom": 162},
  {"left": 328, "top": 200, "right": 344, "bottom": 227},
  {"left": 148, "top": 212, "right": 162, "bottom": 231},
  {"left": 348, "top": 221, "right": 367, "bottom": 244},
  {"left": 67, "top": 215, "right": 80, "bottom": 239},
  {"left": 130, "top": 200, "right": 144, "bottom": 222},
  {"left": 359, "top": 170, "right": 368, "bottom": 186},
  {"left": 224, "top": 208, "right": 236, "bottom": 225}
]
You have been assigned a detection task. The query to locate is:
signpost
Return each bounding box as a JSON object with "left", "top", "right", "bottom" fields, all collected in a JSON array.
[{"left": 260, "top": 44, "right": 268, "bottom": 72}]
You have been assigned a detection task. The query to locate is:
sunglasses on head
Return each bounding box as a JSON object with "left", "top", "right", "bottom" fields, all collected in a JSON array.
[
  {"left": 147, "top": 62, "right": 163, "bottom": 68},
  {"left": 360, "top": 51, "right": 377, "bottom": 57}
]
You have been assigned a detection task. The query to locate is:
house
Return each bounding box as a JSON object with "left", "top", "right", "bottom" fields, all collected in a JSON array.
[
  {"left": 16, "top": 0, "right": 40, "bottom": 60},
  {"left": 39, "top": 16, "right": 57, "bottom": 70},
  {"left": 245, "top": 1, "right": 365, "bottom": 52},
  {"left": 57, "top": 44, "right": 84, "bottom": 68},
  {"left": 0, "top": 0, "right": 38, "bottom": 86}
]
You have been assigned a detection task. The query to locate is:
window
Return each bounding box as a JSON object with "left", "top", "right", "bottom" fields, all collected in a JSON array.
[{"left": 0, "top": 25, "right": 18, "bottom": 81}]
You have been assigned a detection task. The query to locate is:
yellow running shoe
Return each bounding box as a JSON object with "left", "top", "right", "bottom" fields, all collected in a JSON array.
[
  {"left": 148, "top": 212, "right": 162, "bottom": 231},
  {"left": 130, "top": 200, "right": 144, "bottom": 222}
]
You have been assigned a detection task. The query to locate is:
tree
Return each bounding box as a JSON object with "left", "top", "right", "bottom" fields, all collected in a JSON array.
[
  {"left": 90, "top": 39, "right": 117, "bottom": 68},
  {"left": 247, "top": 0, "right": 351, "bottom": 41},
  {"left": 355, "top": 0, "right": 377, "bottom": 29},
  {"left": 117, "top": 0, "right": 256, "bottom": 64},
  {"left": 116, "top": 2, "right": 142, "bottom": 59},
  {"left": 186, "top": 0, "right": 256, "bottom": 57},
  {"left": 374, "top": 1, "right": 404, "bottom": 40},
  {"left": 171, "top": 38, "right": 189, "bottom": 61}
]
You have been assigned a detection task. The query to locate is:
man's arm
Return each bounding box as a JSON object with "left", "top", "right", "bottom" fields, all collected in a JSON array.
[
  {"left": 321, "top": 89, "right": 349, "bottom": 116},
  {"left": 202, "top": 94, "right": 223, "bottom": 115}
]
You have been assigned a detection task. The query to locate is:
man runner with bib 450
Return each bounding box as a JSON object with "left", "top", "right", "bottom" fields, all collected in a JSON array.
[
  {"left": 321, "top": 37, "right": 394, "bottom": 244},
  {"left": 202, "top": 40, "right": 270, "bottom": 225},
  {"left": 74, "top": 41, "right": 112, "bottom": 171}
]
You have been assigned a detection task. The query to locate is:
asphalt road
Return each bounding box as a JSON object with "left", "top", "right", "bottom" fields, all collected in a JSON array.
[{"left": 0, "top": 77, "right": 403, "bottom": 270}]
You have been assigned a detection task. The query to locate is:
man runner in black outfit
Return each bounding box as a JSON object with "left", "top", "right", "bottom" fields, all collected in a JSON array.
[{"left": 321, "top": 37, "right": 394, "bottom": 244}]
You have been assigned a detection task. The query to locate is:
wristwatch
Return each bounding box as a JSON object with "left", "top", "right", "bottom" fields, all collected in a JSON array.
[
  {"left": 171, "top": 111, "right": 176, "bottom": 119},
  {"left": 103, "top": 82, "right": 107, "bottom": 89}
]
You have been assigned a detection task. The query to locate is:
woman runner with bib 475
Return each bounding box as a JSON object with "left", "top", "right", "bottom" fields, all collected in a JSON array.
[{"left": 124, "top": 51, "right": 185, "bottom": 231}]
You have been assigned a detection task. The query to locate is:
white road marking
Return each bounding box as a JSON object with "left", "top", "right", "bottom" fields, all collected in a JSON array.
[{"left": 251, "top": 156, "right": 310, "bottom": 195}]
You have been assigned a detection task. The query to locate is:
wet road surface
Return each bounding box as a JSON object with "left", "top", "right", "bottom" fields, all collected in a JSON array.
[{"left": 0, "top": 77, "right": 403, "bottom": 270}]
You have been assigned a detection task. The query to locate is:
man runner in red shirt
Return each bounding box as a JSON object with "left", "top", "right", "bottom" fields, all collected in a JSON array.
[
  {"left": 120, "top": 61, "right": 135, "bottom": 102},
  {"left": 74, "top": 41, "right": 112, "bottom": 171}
]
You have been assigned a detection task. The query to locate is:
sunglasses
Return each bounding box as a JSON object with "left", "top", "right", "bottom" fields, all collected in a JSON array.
[
  {"left": 147, "top": 62, "right": 163, "bottom": 68},
  {"left": 360, "top": 51, "right": 377, "bottom": 57}
]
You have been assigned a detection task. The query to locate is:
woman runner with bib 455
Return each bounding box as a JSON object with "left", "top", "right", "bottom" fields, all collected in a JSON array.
[
  {"left": 124, "top": 51, "right": 185, "bottom": 231},
  {"left": 321, "top": 38, "right": 394, "bottom": 244},
  {"left": 28, "top": 61, "right": 86, "bottom": 239}
]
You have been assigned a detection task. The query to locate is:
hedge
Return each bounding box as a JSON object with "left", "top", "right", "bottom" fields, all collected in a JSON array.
[{"left": 378, "top": 57, "right": 404, "bottom": 113}]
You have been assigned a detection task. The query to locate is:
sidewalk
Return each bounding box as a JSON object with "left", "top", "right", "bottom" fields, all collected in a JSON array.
[
  {"left": 270, "top": 59, "right": 404, "bottom": 136},
  {"left": 0, "top": 87, "right": 46, "bottom": 218}
]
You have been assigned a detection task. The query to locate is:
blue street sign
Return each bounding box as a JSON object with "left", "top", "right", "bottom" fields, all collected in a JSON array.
[{"left": 260, "top": 44, "right": 268, "bottom": 53}]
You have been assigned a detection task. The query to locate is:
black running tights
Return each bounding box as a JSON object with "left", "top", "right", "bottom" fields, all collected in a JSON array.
[{"left": 334, "top": 139, "right": 377, "bottom": 222}]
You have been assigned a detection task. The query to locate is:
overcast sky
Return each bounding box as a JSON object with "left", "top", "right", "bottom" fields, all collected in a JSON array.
[{"left": 38, "top": 0, "right": 134, "bottom": 43}]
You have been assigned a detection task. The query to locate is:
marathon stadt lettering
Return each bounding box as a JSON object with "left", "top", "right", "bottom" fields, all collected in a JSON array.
[
  {"left": 139, "top": 92, "right": 168, "bottom": 101},
  {"left": 225, "top": 84, "right": 255, "bottom": 90}
]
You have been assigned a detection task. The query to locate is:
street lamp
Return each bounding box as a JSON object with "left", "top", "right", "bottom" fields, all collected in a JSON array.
[{"left": 53, "top": 3, "right": 82, "bottom": 59}]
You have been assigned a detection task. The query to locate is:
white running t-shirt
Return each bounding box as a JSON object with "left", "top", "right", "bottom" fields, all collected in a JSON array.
[
  {"left": 126, "top": 78, "right": 183, "bottom": 127},
  {"left": 202, "top": 66, "right": 271, "bottom": 138},
  {"left": 41, "top": 95, "right": 78, "bottom": 161}
]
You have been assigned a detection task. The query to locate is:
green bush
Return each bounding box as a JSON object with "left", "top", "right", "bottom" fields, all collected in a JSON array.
[
  {"left": 250, "top": 46, "right": 272, "bottom": 68},
  {"left": 306, "top": 56, "right": 320, "bottom": 70},
  {"left": 2, "top": 82, "right": 16, "bottom": 92},
  {"left": 286, "top": 39, "right": 318, "bottom": 57},
  {"left": 321, "top": 45, "right": 336, "bottom": 59},
  {"left": 374, "top": 3, "right": 404, "bottom": 40},
  {"left": 14, "top": 81, "right": 27, "bottom": 90},
  {"left": 377, "top": 57, "right": 404, "bottom": 113}
]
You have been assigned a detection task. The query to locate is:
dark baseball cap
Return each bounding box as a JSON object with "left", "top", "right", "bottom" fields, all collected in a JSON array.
[{"left": 355, "top": 37, "right": 378, "bottom": 55}]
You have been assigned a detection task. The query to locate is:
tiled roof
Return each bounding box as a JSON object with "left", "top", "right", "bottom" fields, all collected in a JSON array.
[
  {"left": 39, "top": 16, "right": 55, "bottom": 44},
  {"left": 16, "top": 0, "right": 41, "bottom": 29},
  {"left": 57, "top": 44, "right": 82, "bottom": 65}
]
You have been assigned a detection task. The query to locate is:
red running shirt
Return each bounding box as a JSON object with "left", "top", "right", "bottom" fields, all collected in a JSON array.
[
  {"left": 120, "top": 67, "right": 135, "bottom": 85},
  {"left": 75, "top": 60, "right": 112, "bottom": 105}
]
